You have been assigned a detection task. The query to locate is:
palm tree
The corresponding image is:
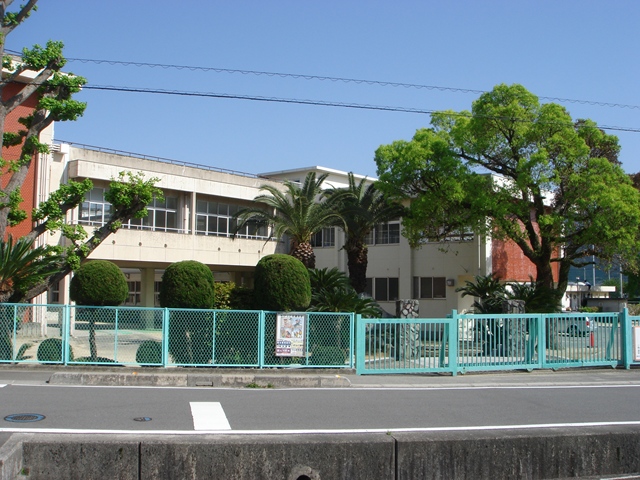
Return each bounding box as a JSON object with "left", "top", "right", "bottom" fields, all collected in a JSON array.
[
  {"left": 326, "top": 173, "right": 405, "bottom": 293},
  {"left": 234, "top": 172, "right": 345, "bottom": 269}
]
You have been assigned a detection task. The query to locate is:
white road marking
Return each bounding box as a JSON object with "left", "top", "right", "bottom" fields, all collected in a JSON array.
[
  {"left": 1, "top": 420, "right": 640, "bottom": 436},
  {"left": 190, "top": 402, "right": 231, "bottom": 430}
]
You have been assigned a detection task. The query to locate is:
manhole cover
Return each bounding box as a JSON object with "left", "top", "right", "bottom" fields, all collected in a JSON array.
[
  {"left": 4, "top": 413, "right": 45, "bottom": 423},
  {"left": 133, "top": 417, "right": 152, "bottom": 422}
]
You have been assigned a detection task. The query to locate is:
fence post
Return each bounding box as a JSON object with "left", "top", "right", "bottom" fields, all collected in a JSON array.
[
  {"left": 538, "top": 314, "right": 547, "bottom": 368},
  {"left": 620, "top": 308, "right": 632, "bottom": 369},
  {"left": 350, "top": 313, "right": 357, "bottom": 369},
  {"left": 355, "top": 314, "right": 366, "bottom": 375},
  {"left": 449, "top": 313, "right": 458, "bottom": 376},
  {"left": 258, "top": 310, "right": 265, "bottom": 369},
  {"left": 162, "top": 308, "right": 169, "bottom": 367},
  {"left": 63, "top": 304, "right": 70, "bottom": 365}
]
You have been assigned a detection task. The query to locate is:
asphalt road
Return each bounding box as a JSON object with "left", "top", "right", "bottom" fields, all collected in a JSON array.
[{"left": 0, "top": 368, "right": 638, "bottom": 435}]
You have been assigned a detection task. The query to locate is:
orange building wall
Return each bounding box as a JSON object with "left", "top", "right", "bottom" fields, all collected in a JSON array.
[{"left": 1, "top": 82, "right": 39, "bottom": 239}]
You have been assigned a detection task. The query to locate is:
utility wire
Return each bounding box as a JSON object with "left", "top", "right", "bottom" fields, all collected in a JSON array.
[
  {"left": 62, "top": 55, "right": 640, "bottom": 111},
  {"left": 83, "top": 84, "right": 640, "bottom": 134}
]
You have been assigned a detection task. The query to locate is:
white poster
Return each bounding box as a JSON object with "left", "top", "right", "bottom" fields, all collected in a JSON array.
[
  {"left": 275, "top": 313, "right": 306, "bottom": 357},
  {"left": 634, "top": 326, "right": 640, "bottom": 362}
]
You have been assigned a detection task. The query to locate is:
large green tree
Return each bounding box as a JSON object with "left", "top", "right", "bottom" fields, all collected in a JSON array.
[
  {"left": 375, "top": 84, "right": 640, "bottom": 306},
  {"left": 0, "top": 2, "right": 160, "bottom": 302},
  {"left": 325, "top": 172, "right": 404, "bottom": 293},
  {"left": 234, "top": 172, "right": 345, "bottom": 268}
]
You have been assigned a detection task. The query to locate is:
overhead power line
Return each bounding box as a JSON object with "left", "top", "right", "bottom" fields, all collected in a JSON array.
[
  {"left": 83, "top": 84, "right": 640, "bottom": 134},
  {"left": 64, "top": 55, "right": 640, "bottom": 111}
]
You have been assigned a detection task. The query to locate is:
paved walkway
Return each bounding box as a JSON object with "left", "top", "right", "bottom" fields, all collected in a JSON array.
[{"left": 0, "top": 364, "right": 639, "bottom": 389}]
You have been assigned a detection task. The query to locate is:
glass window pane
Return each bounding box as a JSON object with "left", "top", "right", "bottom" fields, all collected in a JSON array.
[
  {"left": 155, "top": 211, "right": 166, "bottom": 229},
  {"left": 166, "top": 196, "right": 177, "bottom": 209},
  {"left": 433, "top": 277, "right": 446, "bottom": 299},
  {"left": 375, "top": 278, "right": 388, "bottom": 301},
  {"left": 218, "top": 217, "right": 228, "bottom": 235},
  {"left": 196, "top": 200, "right": 207, "bottom": 213},
  {"left": 365, "top": 278, "right": 373, "bottom": 297},
  {"left": 196, "top": 215, "right": 206, "bottom": 233},
  {"left": 389, "top": 278, "right": 399, "bottom": 301},
  {"left": 166, "top": 211, "right": 177, "bottom": 230},
  {"left": 420, "top": 277, "right": 433, "bottom": 299}
]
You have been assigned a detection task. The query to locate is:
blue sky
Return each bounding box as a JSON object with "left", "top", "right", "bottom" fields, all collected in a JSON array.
[{"left": 6, "top": 1, "right": 640, "bottom": 178}]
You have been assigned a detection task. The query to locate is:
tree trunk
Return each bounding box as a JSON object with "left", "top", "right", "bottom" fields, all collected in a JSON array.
[
  {"left": 291, "top": 242, "right": 316, "bottom": 269},
  {"left": 347, "top": 242, "right": 368, "bottom": 294}
]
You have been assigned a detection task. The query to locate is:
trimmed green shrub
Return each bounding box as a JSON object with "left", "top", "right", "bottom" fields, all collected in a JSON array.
[
  {"left": 310, "top": 346, "right": 347, "bottom": 366},
  {"left": 160, "top": 261, "right": 215, "bottom": 365},
  {"left": 69, "top": 261, "right": 128, "bottom": 306},
  {"left": 159, "top": 261, "right": 215, "bottom": 309},
  {"left": 136, "top": 340, "right": 163, "bottom": 366},
  {"left": 253, "top": 254, "right": 311, "bottom": 311},
  {"left": 230, "top": 286, "right": 254, "bottom": 310},
  {"left": 70, "top": 260, "right": 127, "bottom": 361},
  {"left": 37, "top": 337, "right": 74, "bottom": 363}
]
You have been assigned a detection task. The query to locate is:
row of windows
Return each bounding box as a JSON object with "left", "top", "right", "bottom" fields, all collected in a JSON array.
[
  {"left": 362, "top": 276, "right": 448, "bottom": 302},
  {"left": 195, "top": 200, "right": 268, "bottom": 239},
  {"left": 413, "top": 277, "right": 447, "bottom": 299},
  {"left": 79, "top": 188, "right": 180, "bottom": 232},
  {"left": 79, "top": 188, "right": 267, "bottom": 239},
  {"left": 312, "top": 222, "right": 401, "bottom": 249}
]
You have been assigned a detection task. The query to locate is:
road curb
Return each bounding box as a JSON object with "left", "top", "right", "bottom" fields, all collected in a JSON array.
[{"left": 47, "top": 372, "right": 352, "bottom": 388}]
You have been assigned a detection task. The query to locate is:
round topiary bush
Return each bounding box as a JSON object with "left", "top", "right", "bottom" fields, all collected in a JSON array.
[
  {"left": 136, "top": 340, "right": 163, "bottom": 366},
  {"left": 159, "top": 261, "right": 215, "bottom": 309},
  {"left": 159, "top": 261, "right": 215, "bottom": 365},
  {"left": 253, "top": 254, "right": 311, "bottom": 311},
  {"left": 37, "top": 338, "right": 74, "bottom": 363},
  {"left": 70, "top": 260, "right": 127, "bottom": 362},
  {"left": 70, "top": 260, "right": 128, "bottom": 306}
]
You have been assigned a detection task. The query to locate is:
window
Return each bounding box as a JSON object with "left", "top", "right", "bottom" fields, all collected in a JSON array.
[
  {"left": 125, "top": 281, "right": 142, "bottom": 306},
  {"left": 310, "top": 227, "right": 335, "bottom": 247},
  {"left": 126, "top": 195, "right": 179, "bottom": 232},
  {"left": 79, "top": 187, "right": 111, "bottom": 225},
  {"left": 48, "top": 281, "right": 61, "bottom": 304},
  {"left": 365, "top": 277, "right": 399, "bottom": 302},
  {"left": 195, "top": 200, "right": 268, "bottom": 239},
  {"left": 79, "top": 188, "right": 179, "bottom": 233},
  {"left": 413, "top": 276, "right": 446, "bottom": 299},
  {"left": 366, "top": 220, "right": 400, "bottom": 245}
]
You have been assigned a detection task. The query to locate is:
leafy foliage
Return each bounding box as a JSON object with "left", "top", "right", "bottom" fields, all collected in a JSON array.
[
  {"left": 234, "top": 172, "right": 346, "bottom": 268},
  {"left": 253, "top": 254, "right": 311, "bottom": 311},
  {"left": 159, "top": 261, "right": 215, "bottom": 309},
  {"left": 325, "top": 173, "right": 404, "bottom": 293},
  {"left": 69, "top": 261, "right": 128, "bottom": 307},
  {"left": 308, "top": 267, "right": 382, "bottom": 317},
  {"left": 135, "top": 340, "right": 162, "bottom": 366},
  {"left": 376, "top": 84, "right": 640, "bottom": 302},
  {"left": 0, "top": 235, "right": 63, "bottom": 303},
  {"left": 159, "top": 261, "right": 215, "bottom": 365},
  {"left": 0, "top": 2, "right": 160, "bottom": 302}
]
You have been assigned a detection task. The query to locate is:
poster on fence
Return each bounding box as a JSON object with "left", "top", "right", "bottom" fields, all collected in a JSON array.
[
  {"left": 634, "top": 327, "right": 640, "bottom": 362},
  {"left": 275, "top": 313, "right": 306, "bottom": 357}
]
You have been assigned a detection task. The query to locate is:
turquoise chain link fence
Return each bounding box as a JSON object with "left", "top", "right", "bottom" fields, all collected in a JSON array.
[
  {"left": 0, "top": 304, "right": 355, "bottom": 369},
  {"left": 1, "top": 303, "right": 639, "bottom": 373}
]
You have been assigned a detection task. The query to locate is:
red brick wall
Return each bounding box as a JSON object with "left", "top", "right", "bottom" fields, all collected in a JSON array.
[
  {"left": 492, "top": 237, "right": 560, "bottom": 282},
  {"left": 1, "top": 82, "right": 39, "bottom": 239}
]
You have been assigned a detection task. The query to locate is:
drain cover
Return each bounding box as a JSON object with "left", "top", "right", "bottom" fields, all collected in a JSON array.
[
  {"left": 4, "top": 413, "right": 45, "bottom": 423},
  {"left": 133, "top": 417, "right": 152, "bottom": 422}
]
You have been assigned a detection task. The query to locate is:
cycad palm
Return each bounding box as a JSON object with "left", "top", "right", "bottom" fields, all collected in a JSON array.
[
  {"left": 0, "top": 236, "right": 63, "bottom": 303},
  {"left": 234, "top": 172, "right": 345, "bottom": 268},
  {"left": 327, "top": 173, "right": 404, "bottom": 293}
]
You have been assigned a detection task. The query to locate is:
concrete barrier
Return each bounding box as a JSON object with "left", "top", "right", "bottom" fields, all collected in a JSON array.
[
  {"left": 3, "top": 427, "right": 640, "bottom": 479},
  {"left": 394, "top": 426, "right": 640, "bottom": 479}
]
